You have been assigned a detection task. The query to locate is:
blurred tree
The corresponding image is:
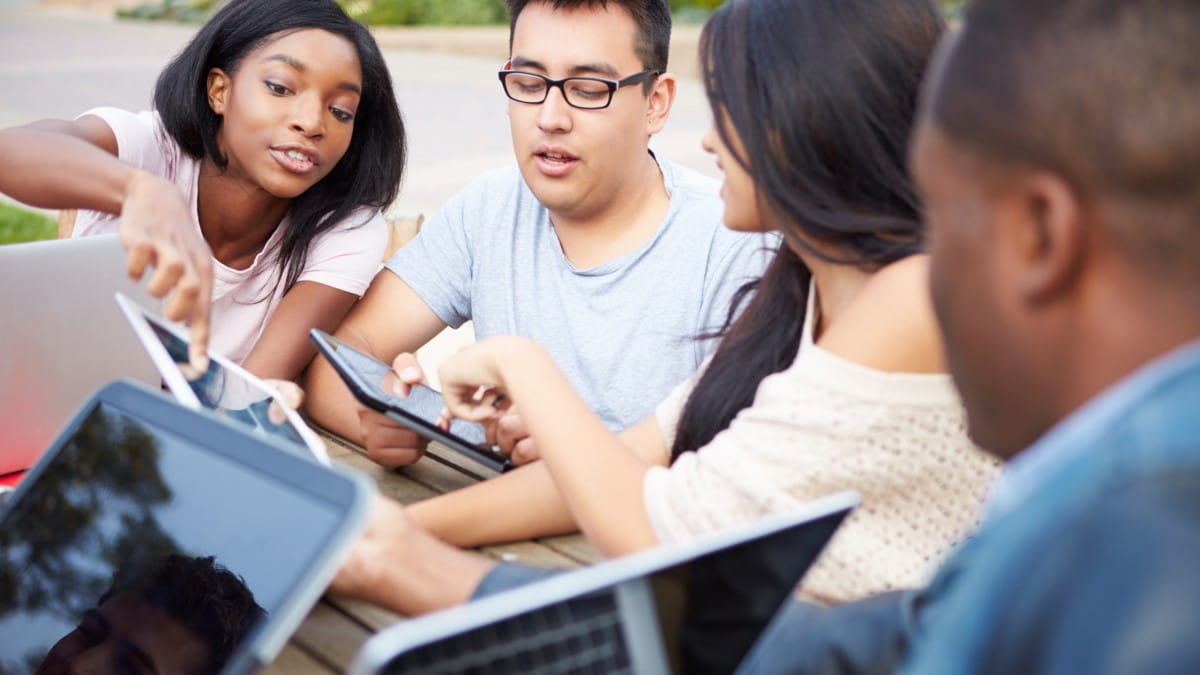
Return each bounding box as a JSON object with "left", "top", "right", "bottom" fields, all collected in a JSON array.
[
  {"left": 340, "top": 0, "right": 965, "bottom": 26},
  {"left": 117, "top": 0, "right": 968, "bottom": 26},
  {"left": 342, "top": 0, "right": 507, "bottom": 25},
  {"left": 671, "top": 0, "right": 723, "bottom": 11},
  {"left": 0, "top": 407, "right": 179, "bottom": 626},
  {"left": 942, "top": 0, "right": 968, "bottom": 19}
]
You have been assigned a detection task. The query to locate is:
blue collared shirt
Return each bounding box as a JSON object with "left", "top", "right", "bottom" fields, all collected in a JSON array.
[{"left": 986, "top": 338, "right": 1200, "bottom": 521}]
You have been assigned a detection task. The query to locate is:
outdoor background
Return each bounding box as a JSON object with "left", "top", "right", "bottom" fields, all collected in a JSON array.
[
  {"left": 0, "top": 0, "right": 732, "bottom": 243},
  {"left": 0, "top": 0, "right": 964, "bottom": 373},
  {"left": 1, "top": 0, "right": 967, "bottom": 244}
]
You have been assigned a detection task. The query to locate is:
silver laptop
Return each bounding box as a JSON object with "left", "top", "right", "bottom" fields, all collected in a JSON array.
[
  {"left": 0, "top": 379, "right": 373, "bottom": 674},
  {"left": 0, "top": 235, "right": 159, "bottom": 475},
  {"left": 350, "top": 491, "right": 858, "bottom": 675}
]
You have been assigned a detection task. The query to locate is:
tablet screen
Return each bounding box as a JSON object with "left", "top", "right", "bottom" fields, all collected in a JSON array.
[
  {"left": 0, "top": 399, "right": 347, "bottom": 674},
  {"left": 324, "top": 336, "right": 489, "bottom": 446},
  {"left": 144, "top": 318, "right": 320, "bottom": 456}
]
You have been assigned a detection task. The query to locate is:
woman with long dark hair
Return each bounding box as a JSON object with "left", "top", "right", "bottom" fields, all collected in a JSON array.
[
  {"left": 0, "top": 0, "right": 405, "bottom": 379},
  {"left": 329, "top": 0, "right": 999, "bottom": 613}
]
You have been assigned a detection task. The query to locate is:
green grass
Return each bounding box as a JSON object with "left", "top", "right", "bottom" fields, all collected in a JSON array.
[{"left": 0, "top": 202, "right": 57, "bottom": 246}]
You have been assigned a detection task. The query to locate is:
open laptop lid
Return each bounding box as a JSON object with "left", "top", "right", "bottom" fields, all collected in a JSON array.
[
  {"left": 351, "top": 491, "right": 857, "bottom": 675},
  {"left": 0, "top": 235, "right": 159, "bottom": 476},
  {"left": 0, "top": 380, "right": 372, "bottom": 675}
]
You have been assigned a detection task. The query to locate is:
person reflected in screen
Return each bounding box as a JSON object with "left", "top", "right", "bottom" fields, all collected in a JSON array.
[{"left": 35, "top": 554, "right": 264, "bottom": 675}]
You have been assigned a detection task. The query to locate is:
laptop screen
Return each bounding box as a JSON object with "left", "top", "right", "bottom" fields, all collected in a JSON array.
[
  {"left": 648, "top": 508, "right": 843, "bottom": 674},
  {"left": 0, "top": 396, "right": 350, "bottom": 674},
  {"left": 370, "top": 503, "right": 848, "bottom": 675},
  {"left": 0, "top": 235, "right": 160, "bottom": 476}
]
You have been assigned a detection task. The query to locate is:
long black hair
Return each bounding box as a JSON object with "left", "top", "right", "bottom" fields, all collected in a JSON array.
[
  {"left": 670, "top": 0, "right": 944, "bottom": 461},
  {"left": 153, "top": 0, "right": 405, "bottom": 293}
]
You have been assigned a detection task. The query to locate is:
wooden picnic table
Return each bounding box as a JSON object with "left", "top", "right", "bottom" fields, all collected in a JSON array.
[{"left": 261, "top": 430, "right": 602, "bottom": 674}]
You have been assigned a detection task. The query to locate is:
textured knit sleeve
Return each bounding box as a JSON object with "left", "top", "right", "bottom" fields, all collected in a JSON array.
[{"left": 642, "top": 346, "right": 1001, "bottom": 602}]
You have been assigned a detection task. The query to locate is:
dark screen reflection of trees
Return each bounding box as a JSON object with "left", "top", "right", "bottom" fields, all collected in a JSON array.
[{"left": 0, "top": 405, "right": 182, "bottom": 633}]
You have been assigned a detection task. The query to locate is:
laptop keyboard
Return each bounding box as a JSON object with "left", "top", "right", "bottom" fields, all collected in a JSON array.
[{"left": 383, "top": 590, "right": 632, "bottom": 674}]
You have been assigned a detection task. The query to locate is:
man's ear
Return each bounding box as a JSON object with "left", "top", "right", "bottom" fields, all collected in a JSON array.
[
  {"left": 1009, "top": 172, "right": 1086, "bottom": 304},
  {"left": 207, "top": 67, "right": 231, "bottom": 115},
  {"left": 645, "top": 72, "right": 677, "bottom": 135}
]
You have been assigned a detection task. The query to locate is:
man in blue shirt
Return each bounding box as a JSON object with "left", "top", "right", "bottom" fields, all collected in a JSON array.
[{"left": 736, "top": 0, "right": 1200, "bottom": 672}]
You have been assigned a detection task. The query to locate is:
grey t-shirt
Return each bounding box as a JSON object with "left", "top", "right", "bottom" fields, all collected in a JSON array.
[{"left": 387, "top": 155, "right": 776, "bottom": 430}]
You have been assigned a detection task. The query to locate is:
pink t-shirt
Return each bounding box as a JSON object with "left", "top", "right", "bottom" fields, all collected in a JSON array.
[{"left": 73, "top": 107, "right": 387, "bottom": 364}]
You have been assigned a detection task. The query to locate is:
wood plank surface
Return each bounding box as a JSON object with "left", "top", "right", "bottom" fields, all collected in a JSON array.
[
  {"left": 289, "top": 601, "right": 375, "bottom": 671},
  {"left": 260, "top": 643, "right": 337, "bottom": 675},
  {"left": 262, "top": 428, "right": 598, "bottom": 673}
]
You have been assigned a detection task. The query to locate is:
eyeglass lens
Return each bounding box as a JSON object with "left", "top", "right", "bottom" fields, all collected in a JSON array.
[{"left": 504, "top": 73, "right": 613, "bottom": 109}]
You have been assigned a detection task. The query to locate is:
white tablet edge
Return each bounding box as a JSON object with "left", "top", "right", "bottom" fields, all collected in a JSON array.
[{"left": 114, "top": 292, "right": 331, "bottom": 465}]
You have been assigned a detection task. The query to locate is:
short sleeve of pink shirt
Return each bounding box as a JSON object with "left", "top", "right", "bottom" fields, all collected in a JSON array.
[{"left": 71, "top": 107, "right": 388, "bottom": 363}]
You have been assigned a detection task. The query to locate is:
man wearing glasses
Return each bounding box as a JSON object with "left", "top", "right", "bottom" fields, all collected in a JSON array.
[{"left": 305, "top": 0, "right": 773, "bottom": 466}]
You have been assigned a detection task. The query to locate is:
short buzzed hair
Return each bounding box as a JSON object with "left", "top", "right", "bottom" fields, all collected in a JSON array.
[
  {"left": 102, "top": 555, "right": 265, "bottom": 674},
  {"left": 505, "top": 0, "right": 671, "bottom": 84},
  {"left": 930, "top": 0, "right": 1200, "bottom": 280}
]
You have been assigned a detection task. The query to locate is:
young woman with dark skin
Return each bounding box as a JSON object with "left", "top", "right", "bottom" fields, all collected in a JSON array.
[{"left": 0, "top": 0, "right": 405, "bottom": 379}]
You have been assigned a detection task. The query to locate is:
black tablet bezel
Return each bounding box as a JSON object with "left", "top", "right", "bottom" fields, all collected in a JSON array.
[{"left": 309, "top": 329, "right": 514, "bottom": 474}]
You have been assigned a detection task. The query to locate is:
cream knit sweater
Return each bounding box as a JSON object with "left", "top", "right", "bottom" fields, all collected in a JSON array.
[{"left": 644, "top": 291, "right": 1000, "bottom": 603}]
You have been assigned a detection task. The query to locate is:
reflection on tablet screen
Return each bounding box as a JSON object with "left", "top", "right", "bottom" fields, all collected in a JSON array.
[
  {"left": 332, "top": 338, "right": 489, "bottom": 446},
  {"left": 0, "top": 397, "right": 352, "bottom": 674},
  {"left": 146, "top": 321, "right": 311, "bottom": 451}
]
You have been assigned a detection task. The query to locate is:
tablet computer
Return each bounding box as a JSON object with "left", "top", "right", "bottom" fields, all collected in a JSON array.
[
  {"left": 309, "top": 329, "right": 514, "bottom": 474},
  {"left": 0, "top": 379, "right": 373, "bottom": 675},
  {"left": 116, "top": 292, "right": 330, "bottom": 465}
]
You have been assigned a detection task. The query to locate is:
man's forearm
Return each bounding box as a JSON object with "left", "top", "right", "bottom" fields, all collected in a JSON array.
[{"left": 302, "top": 336, "right": 370, "bottom": 444}]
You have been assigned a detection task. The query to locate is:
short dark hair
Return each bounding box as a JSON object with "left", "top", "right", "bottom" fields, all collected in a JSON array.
[
  {"left": 505, "top": 0, "right": 670, "bottom": 91},
  {"left": 672, "top": 0, "right": 945, "bottom": 460},
  {"left": 101, "top": 554, "right": 265, "bottom": 674},
  {"left": 154, "top": 0, "right": 406, "bottom": 293},
  {"left": 930, "top": 0, "right": 1200, "bottom": 281}
]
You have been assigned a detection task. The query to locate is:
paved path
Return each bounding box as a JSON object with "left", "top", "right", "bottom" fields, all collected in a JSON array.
[{"left": 0, "top": 2, "right": 718, "bottom": 218}]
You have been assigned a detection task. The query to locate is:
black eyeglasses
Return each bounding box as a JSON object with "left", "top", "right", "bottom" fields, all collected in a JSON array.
[{"left": 498, "top": 68, "right": 660, "bottom": 110}]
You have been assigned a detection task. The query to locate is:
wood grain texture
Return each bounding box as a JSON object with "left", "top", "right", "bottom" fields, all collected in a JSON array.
[{"left": 271, "top": 428, "right": 597, "bottom": 673}]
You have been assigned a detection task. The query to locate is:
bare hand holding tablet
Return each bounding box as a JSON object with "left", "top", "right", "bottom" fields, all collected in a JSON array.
[{"left": 309, "top": 329, "right": 514, "bottom": 474}]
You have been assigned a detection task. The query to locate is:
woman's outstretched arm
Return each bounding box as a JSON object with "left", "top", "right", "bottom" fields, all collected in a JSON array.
[
  {"left": 0, "top": 117, "right": 213, "bottom": 368},
  {"left": 408, "top": 414, "right": 668, "bottom": 548}
]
